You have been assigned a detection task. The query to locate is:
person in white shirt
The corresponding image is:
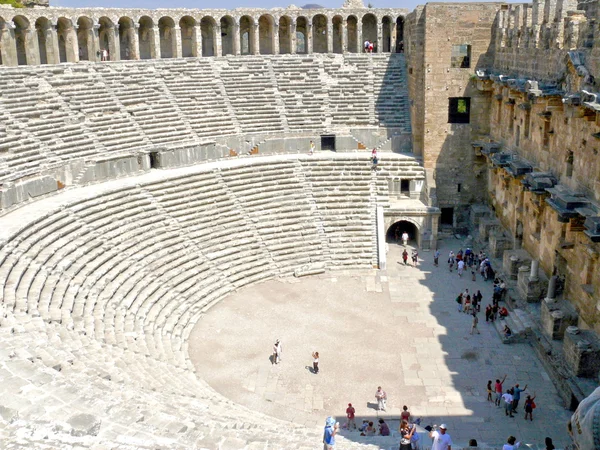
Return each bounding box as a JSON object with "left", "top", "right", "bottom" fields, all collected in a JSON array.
[
  {"left": 429, "top": 424, "right": 452, "bottom": 450},
  {"left": 457, "top": 259, "right": 465, "bottom": 277},
  {"left": 502, "top": 390, "right": 514, "bottom": 417},
  {"left": 402, "top": 232, "right": 409, "bottom": 247},
  {"left": 272, "top": 339, "right": 282, "bottom": 364},
  {"left": 375, "top": 386, "right": 387, "bottom": 411},
  {"left": 502, "top": 436, "right": 520, "bottom": 450}
]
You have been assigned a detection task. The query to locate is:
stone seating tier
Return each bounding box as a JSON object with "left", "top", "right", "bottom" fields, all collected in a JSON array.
[{"left": 0, "top": 54, "right": 410, "bottom": 185}]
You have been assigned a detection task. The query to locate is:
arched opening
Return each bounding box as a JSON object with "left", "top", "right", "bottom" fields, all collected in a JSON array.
[
  {"left": 312, "top": 14, "right": 327, "bottom": 53},
  {"left": 98, "top": 17, "right": 114, "bottom": 61},
  {"left": 396, "top": 16, "right": 404, "bottom": 52},
  {"left": 138, "top": 16, "right": 155, "bottom": 60},
  {"left": 332, "top": 15, "right": 343, "bottom": 54},
  {"left": 0, "top": 16, "right": 7, "bottom": 66},
  {"left": 346, "top": 15, "right": 357, "bottom": 53},
  {"left": 382, "top": 16, "right": 391, "bottom": 53},
  {"left": 239, "top": 15, "right": 254, "bottom": 55},
  {"left": 220, "top": 15, "right": 234, "bottom": 56},
  {"left": 296, "top": 16, "right": 307, "bottom": 54},
  {"left": 118, "top": 17, "right": 135, "bottom": 60},
  {"left": 362, "top": 14, "right": 377, "bottom": 52},
  {"left": 76, "top": 16, "right": 94, "bottom": 61},
  {"left": 180, "top": 16, "right": 196, "bottom": 58},
  {"left": 57, "top": 17, "right": 76, "bottom": 62},
  {"left": 13, "top": 15, "right": 30, "bottom": 65},
  {"left": 158, "top": 16, "right": 175, "bottom": 58},
  {"left": 35, "top": 17, "right": 50, "bottom": 64},
  {"left": 279, "top": 15, "right": 291, "bottom": 54},
  {"left": 200, "top": 16, "right": 215, "bottom": 57},
  {"left": 386, "top": 221, "right": 419, "bottom": 246},
  {"left": 258, "top": 14, "right": 274, "bottom": 55}
]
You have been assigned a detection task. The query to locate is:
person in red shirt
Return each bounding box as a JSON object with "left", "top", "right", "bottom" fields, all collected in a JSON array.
[
  {"left": 401, "top": 405, "right": 411, "bottom": 422},
  {"left": 346, "top": 403, "right": 356, "bottom": 430},
  {"left": 495, "top": 374, "right": 507, "bottom": 407}
]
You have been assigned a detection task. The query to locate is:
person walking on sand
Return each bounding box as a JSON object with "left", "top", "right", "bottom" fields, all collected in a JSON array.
[
  {"left": 375, "top": 386, "right": 387, "bottom": 411},
  {"left": 312, "top": 351, "right": 319, "bottom": 374},
  {"left": 272, "top": 339, "right": 282, "bottom": 364}
]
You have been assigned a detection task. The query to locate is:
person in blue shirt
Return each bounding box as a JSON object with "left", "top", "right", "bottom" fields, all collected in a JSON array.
[
  {"left": 323, "top": 417, "right": 339, "bottom": 449},
  {"left": 511, "top": 383, "right": 527, "bottom": 412}
]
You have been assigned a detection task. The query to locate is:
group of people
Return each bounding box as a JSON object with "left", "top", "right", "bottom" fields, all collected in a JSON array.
[
  {"left": 489, "top": 375, "right": 537, "bottom": 421},
  {"left": 402, "top": 248, "right": 419, "bottom": 266},
  {"left": 364, "top": 39, "right": 375, "bottom": 53},
  {"left": 447, "top": 248, "right": 494, "bottom": 279}
]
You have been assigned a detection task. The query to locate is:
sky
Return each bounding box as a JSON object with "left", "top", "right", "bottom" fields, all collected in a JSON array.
[{"left": 51, "top": 0, "right": 502, "bottom": 13}]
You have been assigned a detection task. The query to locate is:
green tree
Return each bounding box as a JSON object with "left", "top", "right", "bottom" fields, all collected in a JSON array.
[{"left": 0, "top": 0, "right": 25, "bottom": 7}]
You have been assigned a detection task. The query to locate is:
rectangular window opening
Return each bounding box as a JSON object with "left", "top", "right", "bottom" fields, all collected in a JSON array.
[
  {"left": 321, "top": 135, "right": 336, "bottom": 151},
  {"left": 149, "top": 152, "right": 160, "bottom": 169},
  {"left": 440, "top": 207, "right": 454, "bottom": 226},
  {"left": 400, "top": 179, "right": 410, "bottom": 195},
  {"left": 450, "top": 44, "right": 471, "bottom": 68},
  {"left": 448, "top": 97, "right": 470, "bottom": 124}
]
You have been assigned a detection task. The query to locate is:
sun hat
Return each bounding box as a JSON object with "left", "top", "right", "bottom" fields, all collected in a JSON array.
[
  {"left": 325, "top": 417, "right": 336, "bottom": 427},
  {"left": 439, "top": 424, "right": 447, "bottom": 429}
]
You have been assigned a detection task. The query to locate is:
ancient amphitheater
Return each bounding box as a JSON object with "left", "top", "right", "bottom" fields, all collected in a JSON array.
[{"left": 0, "top": 0, "right": 600, "bottom": 448}]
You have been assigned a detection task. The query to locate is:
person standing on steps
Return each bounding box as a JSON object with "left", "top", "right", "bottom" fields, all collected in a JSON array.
[
  {"left": 375, "top": 386, "right": 387, "bottom": 411},
  {"left": 430, "top": 424, "right": 452, "bottom": 450},
  {"left": 312, "top": 351, "right": 319, "bottom": 374},
  {"left": 323, "top": 417, "right": 339, "bottom": 450}
]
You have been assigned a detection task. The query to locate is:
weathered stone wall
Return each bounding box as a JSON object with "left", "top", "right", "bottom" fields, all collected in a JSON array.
[
  {"left": 482, "top": 0, "right": 600, "bottom": 332},
  {"left": 412, "top": 3, "right": 500, "bottom": 227}
]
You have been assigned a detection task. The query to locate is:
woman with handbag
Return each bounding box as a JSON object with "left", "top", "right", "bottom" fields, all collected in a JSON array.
[{"left": 398, "top": 420, "right": 415, "bottom": 450}]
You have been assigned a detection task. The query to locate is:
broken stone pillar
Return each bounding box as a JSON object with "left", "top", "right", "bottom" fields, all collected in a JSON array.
[
  {"left": 540, "top": 297, "right": 578, "bottom": 339},
  {"left": 530, "top": 260, "right": 539, "bottom": 281},
  {"left": 478, "top": 217, "right": 501, "bottom": 241},
  {"left": 546, "top": 276, "right": 557, "bottom": 301},
  {"left": 517, "top": 260, "right": 545, "bottom": 302},
  {"left": 563, "top": 327, "right": 600, "bottom": 377},
  {"left": 470, "top": 204, "right": 491, "bottom": 228},
  {"left": 489, "top": 232, "right": 511, "bottom": 258}
]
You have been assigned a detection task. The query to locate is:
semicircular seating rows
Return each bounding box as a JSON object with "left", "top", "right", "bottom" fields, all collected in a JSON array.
[
  {"left": 0, "top": 54, "right": 409, "bottom": 184},
  {"left": 0, "top": 154, "right": 424, "bottom": 449}
]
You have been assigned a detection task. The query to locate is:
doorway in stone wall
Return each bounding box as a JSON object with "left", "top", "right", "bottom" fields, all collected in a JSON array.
[{"left": 386, "top": 220, "right": 418, "bottom": 245}]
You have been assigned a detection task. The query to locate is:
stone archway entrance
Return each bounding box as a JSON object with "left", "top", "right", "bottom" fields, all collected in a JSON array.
[{"left": 387, "top": 220, "right": 418, "bottom": 246}]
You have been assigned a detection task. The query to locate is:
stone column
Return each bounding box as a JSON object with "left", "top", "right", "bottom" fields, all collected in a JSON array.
[
  {"left": 67, "top": 25, "right": 79, "bottom": 62},
  {"left": 0, "top": 21, "right": 18, "bottom": 66},
  {"left": 357, "top": 20, "right": 363, "bottom": 53},
  {"left": 326, "top": 20, "right": 333, "bottom": 53},
  {"left": 529, "top": 260, "right": 539, "bottom": 281},
  {"left": 109, "top": 24, "right": 120, "bottom": 61},
  {"left": 90, "top": 24, "right": 101, "bottom": 62},
  {"left": 24, "top": 27, "right": 41, "bottom": 65},
  {"left": 215, "top": 24, "right": 222, "bottom": 57},
  {"left": 306, "top": 21, "right": 313, "bottom": 53},
  {"left": 252, "top": 20, "right": 260, "bottom": 55},
  {"left": 376, "top": 18, "right": 382, "bottom": 53},
  {"left": 151, "top": 25, "right": 161, "bottom": 59},
  {"left": 342, "top": 21, "right": 348, "bottom": 53},
  {"left": 545, "top": 276, "right": 557, "bottom": 302},
  {"left": 233, "top": 22, "right": 240, "bottom": 55},
  {"left": 45, "top": 23, "right": 60, "bottom": 64},
  {"left": 273, "top": 22, "right": 279, "bottom": 54},
  {"left": 390, "top": 21, "right": 397, "bottom": 53},
  {"left": 192, "top": 25, "right": 201, "bottom": 57},
  {"left": 290, "top": 21, "right": 297, "bottom": 54},
  {"left": 172, "top": 26, "right": 182, "bottom": 58}
]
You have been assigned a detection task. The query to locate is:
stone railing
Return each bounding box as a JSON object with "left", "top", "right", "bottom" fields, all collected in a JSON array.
[{"left": 0, "top": 5, "right": 408, "bottom": 66}]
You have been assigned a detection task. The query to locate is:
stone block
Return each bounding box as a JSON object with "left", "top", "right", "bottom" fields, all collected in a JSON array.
[
  {"left": 563, "top": 327, "right": 600, "bottom": 378},
  {"left": 79, "top": 154, "right": 150, "bottom": 184},
  {"left": 517, "top": 264, "right": 548, "bottom": 303},
  {"left": 478, "top": 217, "right": 502, "bottom": 241},
  {"left": 67, "top": 413, "right": 102, "bottom": 437},
  {"left": 470, "top": 204, "right": 491, "bottom": 227},
  {"left": 488, "top": 232, "right": 511, "bottom": 258},
  {"left": 540, "top": 298, "right": 578, "bottom": 340},
  {"left": 502, "top": 249, "right": 531, "bottom": 280},
  {"left": 0, "top": 176, "right": 58, "bottom": 210}
]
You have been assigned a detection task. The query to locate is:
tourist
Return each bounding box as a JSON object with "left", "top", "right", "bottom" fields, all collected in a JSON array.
[
  {"left": 429, "top": 424, "right": 452, "bottom": 450},
  {"left": 511, "top": 383, "right": 527, "bottom": 412},
  {"left": 101, "top": 48, "right": 109, "bottom": 61},
  {"left": 346, "top": 403, "right": 356, "bottom": 430},
  {"left": 463, "top": 295, "right": 471, "bottom": 314},
  {"left": 471, "top": 293, "right": 479, "bottom": 313},
  {"left": 399, "top": 420, "right": 415, "bottom": 450},
  {"left": 312, "top": 351, "right": 319, "bottom": 374},
  {"left": 364, "top": 39, "right": 370, "bottom": 52},
  {"left": 309, "top": 140, "right": 315, "bottom": 155},
  {"left": 378, "top": 418, "right": 390, "bottom": 436},
  {"left": 494, "top": 375, "right": 507, "bottom": 406},
  {"left": 412, "top": 249, "right": 418, "bottom": 266},
  {"left": 544, "top": 437, "right": 555, "bottom": 450},
  {"left": 368, "top": 41, "right": 374, "bottom": 53},
  {"left": 375, "top": 386, "right": 387, "bottom": 411},
  {"left": 371, "top": 148, "right": 378, "bottom": 170},
  {"left": 470, "top": 312, "right": 480, "bottom": 335},
  {"left": 502, "top": 436, "right": 520, "bottom": 450},
  {"left": 365, "top": 421, "right": 376, "bottom": 435},
  {"left": 492, "top": 303, "right": 499, "bottom": 321},
  {"left": 503, "top": 325, "right": 512, "bottom": 340},
  {"left": 487, "top": 380, "right": 493, "bottom": 402},
  {"left": 448, "top": 251, "right": 455, "bottom": 272},
  {"left": 457, "top": 259, "right": 465, "bottom": 277},
  {"left": 474, "top": 290, "right": 482, "bottom": 311},
  {"left": 502, "top": 389, "right": 514, "bottom": 417},
  {"left": 524, "top": 394, "right": 536, "bottom": 421},
  {"left": 485, "top": 304, "right": 492, "bottom": 322},
  {"left": 434, "top": 249, "right": 440, "bottom": 266},
  {"left": 323, "top": 417, "right": 339, "bottom": 449},
  {"left": 402, "top": 231, "right": 409, "bottom": 246},
  {"left": 410, "top": 422, "right": 421, "bottom": 450},
  {"left": 401, "top": 405, "right": 411, "bottom": 422},
  {"left": 402, "top": 249, "right": 409, "bottom": 265},
  {"left": 359, "top": 419, "right": 369, "bottom": 433},
  {"left": 456, "top": 293, "right": 463, "bottom": 312},
  {"left": 272, "top": 339, "right": 282, "bottom": 364}
]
